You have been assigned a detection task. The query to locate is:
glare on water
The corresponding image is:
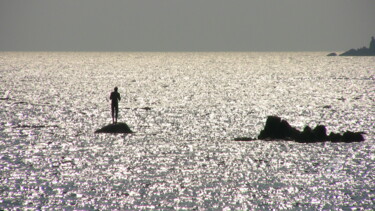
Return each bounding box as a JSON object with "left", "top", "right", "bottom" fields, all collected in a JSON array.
[{"left": 0, "top": 52, "right": 374, "bottom": 210}]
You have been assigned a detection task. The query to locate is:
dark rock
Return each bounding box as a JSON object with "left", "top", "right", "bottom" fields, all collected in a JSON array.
[
  {"left": 95, "top": 123, "right": 133, "bottom": 134},
  {"left": 258, "top": 116, "right": 296, "bottom": 140},
  {"left": 281, "top": 119, "right": 300, "bottom": 138},
  {"left": 312, "top": 125, "right": 327, "bottom": 141},
  {"left": 327, "top": 52, "right": 337, "bottom": 56},
  {"left": 297, "top": 125, "right": 327, "bottom": 143},
  {"left": 258, "top": 116, "right": 280, "bottom": 139},
  {"left": 342, "top": 131, "right": 364, "bottom": 143},
  {"left": 328, "top": 132, "right": 342, "bottom": 142},
  {"left": 296, "top": 126, "right": 315, "bottom": 143},
  {"left": 340, "top": 36, "right": 375, "bottom": 56},
  {"left": 256, "top": 116, "right": 364, "bottom": 143},
  {"left": 234, "top": 137, "right": 255, "bottom": 141},
  {"left": 340, "top": 48, "right": 357, "bottom": 56}
]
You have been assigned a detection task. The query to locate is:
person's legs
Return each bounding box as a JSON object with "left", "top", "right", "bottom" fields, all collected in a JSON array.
[
  {"left": 115, "top": 105, "right": 119, "bottom": 123},
  {"left": 111, "top": 104, "right": 115, "bottom": 124}
]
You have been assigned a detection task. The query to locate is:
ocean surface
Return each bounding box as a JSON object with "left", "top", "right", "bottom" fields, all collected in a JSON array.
[{"left": 0, "top": 52, "right": 374, "bottom": 210}]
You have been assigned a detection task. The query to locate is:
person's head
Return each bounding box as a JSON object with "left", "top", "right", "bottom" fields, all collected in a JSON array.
[{"left": 114, "top": 87, "right": 118, "bottom": 92}]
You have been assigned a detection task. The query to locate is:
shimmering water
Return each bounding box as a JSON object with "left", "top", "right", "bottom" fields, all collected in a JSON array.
[{"left": 0, "top": 52, "right": 374, "bottom": 210}]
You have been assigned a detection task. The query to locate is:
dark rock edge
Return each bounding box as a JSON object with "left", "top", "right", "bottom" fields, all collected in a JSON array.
[
  {"left": 95, "top": 123, "right": 133, "bottom": 134},
  {"left": 329, "top": 36, "right": 375, "bottom": 56}
]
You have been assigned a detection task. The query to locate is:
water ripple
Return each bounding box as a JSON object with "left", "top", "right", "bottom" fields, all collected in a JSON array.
[{"left": 0, "top": 52, "right": 374, "bottom": 210}]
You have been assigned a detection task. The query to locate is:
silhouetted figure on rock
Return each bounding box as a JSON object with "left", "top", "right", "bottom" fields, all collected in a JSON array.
[{"left": 110, "top": 87, "right": 121, "bottom": 124}]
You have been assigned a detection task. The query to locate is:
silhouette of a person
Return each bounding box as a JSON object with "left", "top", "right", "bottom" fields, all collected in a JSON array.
[{"left": 110, "top": 87, "right": 121, "bottom": 124}]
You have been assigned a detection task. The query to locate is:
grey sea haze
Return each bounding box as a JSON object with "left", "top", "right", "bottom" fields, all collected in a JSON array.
[{"left": 0, "top": 52, "right": 374, "bottom": 210}]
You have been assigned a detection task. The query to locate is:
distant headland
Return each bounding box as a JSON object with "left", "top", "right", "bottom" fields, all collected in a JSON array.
[{"left": 328, "top": 36, "right": 375, "bottom": 56}]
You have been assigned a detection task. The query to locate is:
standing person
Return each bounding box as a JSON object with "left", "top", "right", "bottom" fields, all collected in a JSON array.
[{"left": 110, "top": 87, "right": 121, "bottom": 124}]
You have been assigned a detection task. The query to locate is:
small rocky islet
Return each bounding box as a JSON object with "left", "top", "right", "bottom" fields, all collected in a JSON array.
[
  {"left": 95, "top": 123, "right": 133, "bottom": 134},
  {"left": 236, "top": 116, "right": 365, "bottom": 143},
  {"left": 328, "top": 36, "right": 375, "bottom": 56}
]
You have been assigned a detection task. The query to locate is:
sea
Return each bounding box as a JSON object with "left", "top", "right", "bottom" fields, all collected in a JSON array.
[{"left": 0, "top": 52, "right": 374, "bottom": 210}]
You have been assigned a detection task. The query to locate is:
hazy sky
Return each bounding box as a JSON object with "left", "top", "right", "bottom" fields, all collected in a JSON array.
[{"left": 1, "top": 0, "right": 374, "bottom": 51}]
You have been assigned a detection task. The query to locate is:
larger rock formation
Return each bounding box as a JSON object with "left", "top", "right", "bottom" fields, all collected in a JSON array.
[
  {"left": 257, "top": 116, "right": 364, "bottom": 143},
  {"left": 340, "top": 36, "right": 375, "bottom": 56}
]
